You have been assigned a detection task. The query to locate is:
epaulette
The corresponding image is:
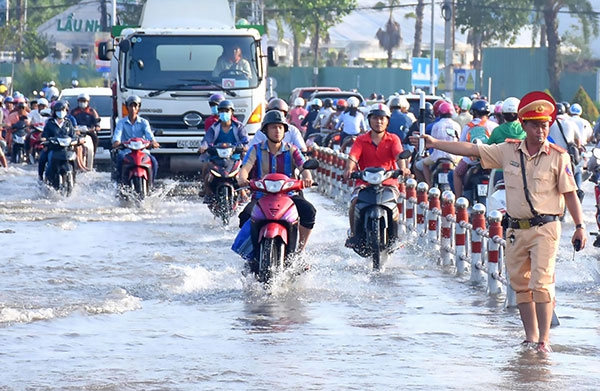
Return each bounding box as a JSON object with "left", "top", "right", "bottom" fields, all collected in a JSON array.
[
  {"left": 505, "top": 138, "right": 521, "bottom": 144},
  {"left": 549, "top": 143, "right": 566, "bottom": 153}
]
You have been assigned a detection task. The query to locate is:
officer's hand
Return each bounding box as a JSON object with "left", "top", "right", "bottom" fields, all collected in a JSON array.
[{"left": 237, "top": 176, "right": 249, "bottom": 188}]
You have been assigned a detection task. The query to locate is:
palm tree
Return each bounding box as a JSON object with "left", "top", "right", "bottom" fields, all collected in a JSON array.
[
  {"left": 375, "top": 1, "right": 402, "bottom": 68},
  {"left": 537, "top": 0, "right": 598, "bottom": 100},
  {"left": 412, "top": 0, "right": 425, "bottom": 58}
]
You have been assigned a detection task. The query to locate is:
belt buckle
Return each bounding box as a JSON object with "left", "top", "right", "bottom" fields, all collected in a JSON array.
[{"left": 518, "top": 220, "right": 531, "bottom": 229}]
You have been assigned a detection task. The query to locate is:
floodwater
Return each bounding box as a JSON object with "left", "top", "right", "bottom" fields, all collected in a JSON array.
[{"left": 1, "top": 165, "right": 599, "bottom": 391}]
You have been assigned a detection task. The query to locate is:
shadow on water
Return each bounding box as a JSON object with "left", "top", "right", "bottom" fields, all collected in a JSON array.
[{"left": 237, "top": 294, "right": 309, "bottom": 334}]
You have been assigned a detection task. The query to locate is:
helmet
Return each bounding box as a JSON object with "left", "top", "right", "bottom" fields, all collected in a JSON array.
[
  {"left": 37, "top": 97, "right": 49, "bottom": 107},
  {"left": 425, "top": 102, "right": 434, "bottom": 115},
  {"left": 556, "top": 102, "right": 566, "bottom": 115},
  {"left": 501, "top": 97, "right": 520, "bottom": 114},
  {"left": 388, "top": 96, "right": 402, "bottom": 109},
  {"left": 311, "top": 98, "right": 322, "bottom": 108},
  {"left": 293, "top": 97, "right": 305, "bottom": 107},
  {"left": 209, "top": 93, "right": 225, "bottom": 106},
  {"left": 266, "top": 98, "right": 289, "bottom": 113},
  {"left": 126, "top": 95, "right": 142, "bottom": 106},
  {"left": 52, "top": 101, "right": 66, "bottom": 112},
  {"left": 368, "top": 103, "right": 391, "bottom": 118},
  {"left": 71, "top": 79, "right": 79, "bottom": 88},
  {"left": 347, "top": 96, "right": 360, "bottom": 108},
  {"left": 49, "top": 80, "right": 56, "bottom": 87},
  {"left": 218, "top": 100, "right": 234, "bottom": 111},
  {"left": 494, "top": 100, "right": 503, "bottom": 114},
  {"left": 457, "top": 97, "right": 472, "bottom": 111},
  {"left": 471, "top": 99, "right": 490, "bottom": 116},
  {"left": 261, "top": 109, "right": 288, "bottom": 133},
  {"left": 336, "top": 99, "right": 347, "bottom": 110},
  {"left": 438, "top": 101, "right": 454, "bottom": 115},
  {"left": 323, "top": 98, "right": 333, "bottom": 108},
  {"left": 14, "top": 96, "right": 25, "bottom": 105},
  {"left": 561, "top": 101, "right": 571, "bottom": 112},
  {"left": 77, "top": 93, "right": 90, "bottom": 101},
  {"left": 569, "top": 103, "right": 582, "bottom": 116},
  {"left": 433, "top": 99, "right": 445, "bottom": 117},
  {"left": 4, "top": 96, "right": 13, "bottom": 103}
]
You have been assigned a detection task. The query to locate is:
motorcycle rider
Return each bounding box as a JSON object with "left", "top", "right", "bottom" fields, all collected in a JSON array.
[
  {"left": 199, "top": 99, "right": 249, "bottom": 200},
  {"left": 324, "top": 98, "right": 347, "bottom": 131},
  {"left": 38, "top": 101, "right": 77, "bottom": 181},
  {"left": 204, "top": 93, "right": 226, "bottom": 131},
  {"left": 287, "top": 97, "right": 308, "bottom": 135},
  {"left": 387, "top": 96, "right": 413, "bottom": 142},
  {"left": 251, "top": 98, "right": 306, "bottom": 152},
  {"left": 413, "top": 101, "right": 461, "bottom": 186},
  {"left": 336, "top": 96, "right": 368, "bottom": 144},
  {"left": 301, "top": 98, "right": 322, "bottom": 139},
  {"left": 550, "top": 103, "right": 583, "bottom": 196},
  {"left": 486, "top": 97, "right": 525, "bottom": 144},
  {"left": 454, "top": 96, "right": 473, "bottom": 129},
  {"left": 237, "top": 110, "right": 316, "bottom": 252},
  {"left": 343, "top": 103, "right": 411, "bottom": 248},
  {"left": 313, "top": 98, "right": 335, "bottom": 132},
  {"left": 70, "top": 93, "right": 101, "bottom": 152},
  {"left": 568, "top": 103, "right": 593, "bottom": 145},
  {"left": 112, "top": 95, "right": 160, "bottom": 184},
  {"left": 453, "top": 99, "right": 497, "bottom": 197}
]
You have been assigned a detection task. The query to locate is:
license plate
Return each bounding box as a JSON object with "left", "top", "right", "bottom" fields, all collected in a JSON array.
[
  {"left": 477, "top": 184, "right": 488, "bottom": 196},
  {"left": 438, "top": 172, "right": 449, "bottom": 184},
  {"left": 177, "top": 139, "right": 200, "bottom": 148}
]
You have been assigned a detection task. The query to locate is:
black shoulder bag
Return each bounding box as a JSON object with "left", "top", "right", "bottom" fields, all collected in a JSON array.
[{"left": 556, "top": 119, "right": 581, "bottom": 165}]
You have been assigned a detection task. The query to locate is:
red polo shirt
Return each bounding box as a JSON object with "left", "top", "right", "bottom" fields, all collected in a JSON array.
[{"left": 349, "top": 131, "right": 403, "bottom": 186}]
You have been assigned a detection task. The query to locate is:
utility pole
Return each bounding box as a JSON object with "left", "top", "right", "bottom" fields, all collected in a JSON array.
[
  {"left": 429, "top": 0, "right": 435, "bottom": 94},
  {"left": 443, "top": 0, "right": 453, "bottom": 100},
  {"left": 100, "top": 0, "right": 108, "bottom": 32}
]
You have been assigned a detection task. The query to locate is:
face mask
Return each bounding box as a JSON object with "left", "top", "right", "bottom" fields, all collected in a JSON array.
[
  {"left": 78, "top": 101, "right": 88, "bottom": 109},
  {"left": 55, "top": 110, "right": 66, "bottom": 119},
  {"left": 210, "top": 106, "right": 218, "bottom": 115},
  {"left": 219, "top": 112, "right": 231, "bottom": 122}
]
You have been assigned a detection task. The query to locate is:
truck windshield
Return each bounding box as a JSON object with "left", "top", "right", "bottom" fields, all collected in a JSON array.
[{"left": 123, "top": 35, "right": 261, "bottom": 91}]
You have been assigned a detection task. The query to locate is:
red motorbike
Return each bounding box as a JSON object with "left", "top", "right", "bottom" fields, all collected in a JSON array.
[
  {"left": 28, "top": 124, "right": 44, "bottom": 164},
  {"left": 117, "top": 138, "right": 154, "bottom": 202},
  {"left": 247, "top": 160, "right": 318, "bottom": 283}
]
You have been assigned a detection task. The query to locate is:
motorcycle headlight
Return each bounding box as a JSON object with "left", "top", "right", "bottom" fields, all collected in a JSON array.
[
  {"left": 210, "top": 169, "right": 222, "bottom": 178},
  {"left": 216, "top": 147, "right": 233, "bottom": 159},
  {"left": 127, "top": 140, "right": 146, "bottom": 150},
  {"left": 264, "top": 179, "right": 285, "bottom": 193},
  {"left": 57, "top": 137, "right": 72, "bottom": 147},
  {"left": 363, "top": 171, "right": 388, "bottom": 185},
  {"left": 227, "top": 168, "right": 240, "bottom": 178}
]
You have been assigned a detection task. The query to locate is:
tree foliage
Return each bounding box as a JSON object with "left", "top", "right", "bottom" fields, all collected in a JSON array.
[
  {"left": 571, "top": 85, "right": 599, "bottom": 123},
  {"left": 374, "top": 1, "right": 402, "bottom": 68},
  {"left": 455, "top": 0, "right": 531, "bottom": 69}
]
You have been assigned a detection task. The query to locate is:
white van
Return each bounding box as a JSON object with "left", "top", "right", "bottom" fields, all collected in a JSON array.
[{"left": 58, "top": 87, "right": 113, "bottom": 164}]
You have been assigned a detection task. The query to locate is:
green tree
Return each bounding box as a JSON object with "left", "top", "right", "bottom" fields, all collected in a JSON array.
[
  {"left": 571, "top": 85, "right": 599, "bottom": 123},
  {"left": 22, "top": 31, "right": 50, "bottom": 63},
  {"left": 374, "top": 1, "right": 402, "bottom": 68},
  {"left": 534, "top": 0, "right": 598, "bottom": 100},
  {"left": 455, "top": 0, "right": 531, "bottom": 70},
  {"left": 265, "top": 0, "right": 311, "bottom": 67}
]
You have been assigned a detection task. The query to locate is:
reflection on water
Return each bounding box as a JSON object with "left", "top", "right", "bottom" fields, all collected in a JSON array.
[
  {"left": 239, "top": 296, "right": 309, "bottom": 334},
  {"left": 503, "top": 348, "right": 554, "bottom": 389}
]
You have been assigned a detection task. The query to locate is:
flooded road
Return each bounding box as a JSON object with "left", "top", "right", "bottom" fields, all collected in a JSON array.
[{"left": 1, "top": 165, "right": 599, "bottom": 390}]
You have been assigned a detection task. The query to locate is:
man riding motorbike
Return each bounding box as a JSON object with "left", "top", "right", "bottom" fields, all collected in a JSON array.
[
  {"left": 237, "top": 110, "right": 316, "bottom": 252},
  {"left": 343, "top": 103, "right": 411, "bottom": 248},
  {"left": 38, "top": 101, "right": 77, "bottom": 181},
  {"left": 70, "top": 93, "right": 101, "bottom": 153}
]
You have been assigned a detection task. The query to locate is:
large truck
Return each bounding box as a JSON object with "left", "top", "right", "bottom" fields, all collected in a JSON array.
[{"left": 99, "top": 0, "right": 270, "bottom": 174}]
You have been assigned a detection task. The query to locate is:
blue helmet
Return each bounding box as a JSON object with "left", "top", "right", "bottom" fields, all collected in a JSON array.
[{"left": 470, "top": 99, "right": 490, "bottom": 116}]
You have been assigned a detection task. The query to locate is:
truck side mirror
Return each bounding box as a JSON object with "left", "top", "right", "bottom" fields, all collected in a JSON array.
[
  {"left": 98, "top": 41, "right": 114, "bottom": 61},
  {"left": 267, "top": 46, "right": 278, "bottom": 67},
  {"left": 118, "top": 39, "right": 131, "bottom": 53}
]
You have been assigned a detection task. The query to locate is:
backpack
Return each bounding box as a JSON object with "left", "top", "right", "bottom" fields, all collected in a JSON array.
[{"left": 466, "top": 120, "right": 490, "bottom": 144}]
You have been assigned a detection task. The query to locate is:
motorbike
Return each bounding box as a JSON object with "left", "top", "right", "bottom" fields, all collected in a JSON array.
[
  {"left": 28, "top": 124, "right": 44, "bottom": 164},
  {"left": 348, "top": 150, "right": 412, "bottom": 270},
  {"left": 246, "top": 160, "right": 318, "bottom": 283},
  {"left": 43, "top": 136, "right": 82, "bottom": 196},
  {"left": 75, "top": 125, "right": 95, "bottom": 171},
  {"left": 430, "top": 157, "right": 456, "bottom": 191},
  {"left": 589, "top": 148, "right": 600, "bottom": 247},
  {"left": 11, "top": 121, "right": 28, "bottom": 164},
  {"left": 116, "top": 138, "right": 154, "bottom": 202},
  {"left": 204, "top": 142, "right": 244, "bottom": 225},
  {"left": 462, "top": 161, "right": 491, "bottom": 208}
]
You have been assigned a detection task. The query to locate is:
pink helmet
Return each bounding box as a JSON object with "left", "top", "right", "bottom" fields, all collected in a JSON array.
[{"left": 438, "top": 101, "right": 454, "bottom": 115}]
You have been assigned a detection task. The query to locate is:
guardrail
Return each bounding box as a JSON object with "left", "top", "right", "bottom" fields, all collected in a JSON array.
[{"left": 312, "top": 146, "right": 518, "bottom": 309}]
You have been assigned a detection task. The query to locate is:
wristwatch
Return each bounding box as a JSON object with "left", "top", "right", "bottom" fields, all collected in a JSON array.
[{"left": 575, "top": 224, "right": 585, "bottom": 230}]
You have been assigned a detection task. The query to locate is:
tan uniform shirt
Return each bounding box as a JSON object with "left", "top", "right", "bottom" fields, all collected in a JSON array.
[{"left": 478, "top": 139, "right": 577, "bottom": 219}]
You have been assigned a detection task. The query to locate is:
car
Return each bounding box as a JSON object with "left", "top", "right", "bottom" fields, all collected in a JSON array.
[
  {"left": 306, "top": 90, "right": 365, "bottom": 108},
  {"left": 394, "top": 93, "right": 444, "bottom": 118},
  {"left": 289, "top": 86, "right": 341, "bottom": 105},
  {"left": 58, "top": 87, "right": 113, "bottom": 164}
]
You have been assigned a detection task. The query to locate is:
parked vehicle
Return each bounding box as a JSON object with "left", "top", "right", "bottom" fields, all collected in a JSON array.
[
  {"left": 43, "top": 136, "right": 82, "bottom": 196},
  {"left": 288, "top": 86, "right": 341, "bottom": 106},
  {"left": 204, "top": 142, "right": 243, "bottom": 225},
  {"left": 247, "top": 160, "right": 318, "bottom": 283},
  {"left": 348, "top": 150, "right": 411, "bottom": 270}
]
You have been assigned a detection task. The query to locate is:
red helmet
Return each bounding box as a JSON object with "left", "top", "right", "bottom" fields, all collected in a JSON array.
[
  {"left": 433, "top": 99, "right": 445, "bottom": 117},
  {"left": 438, "top": 101, "right": 454, "bottom": 115},
  {"left": 336, "top": 99, "right": 347, "bottom": 110}
]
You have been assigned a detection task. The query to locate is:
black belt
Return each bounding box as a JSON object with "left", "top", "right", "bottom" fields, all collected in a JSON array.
[{"left": 507, "top": 215, "right": 559, "bottom": 229}]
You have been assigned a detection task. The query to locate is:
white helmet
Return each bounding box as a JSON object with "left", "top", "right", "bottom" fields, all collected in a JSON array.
[
  {"left": 347, "top": 96, "right": 360, "bottom": 108},
  {"left": 569, "top": 103, "right": 582, "bottom": 116},
  {"left": 37, "top": 97, "right": 49, "bottom": 107},
  {"left": 311, "top": 98, "right": 322, "bottom": 108},
  {"left": 501, "top": 97, "right": 520, "bottom": 114},
  {"left": 293, "top": 97, "right": 305, "bottom": 107}
]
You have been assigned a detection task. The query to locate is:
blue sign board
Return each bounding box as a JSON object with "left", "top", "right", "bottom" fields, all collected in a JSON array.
[{"left": 411, "top": 57, "right": 438, "bottom": 87}]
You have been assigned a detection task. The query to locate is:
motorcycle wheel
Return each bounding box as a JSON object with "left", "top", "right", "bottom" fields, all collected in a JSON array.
[
  {"left": 60, "top": 171, "right": 74, "bottom": 197},
  {"left": 258, "top": 237, "right": 286, "bottom": 283},
  {"left": 132, "top": 176, "right": 148, "bottom": 200},
  {"left": 368, "top": 218, "right": 386, "bottom": 271},
  {"left": 12, "top": 146, "right": 22, "bottom": 164},
  {"left": 215, "top": 185, "right": 234, "bottom": 226}
]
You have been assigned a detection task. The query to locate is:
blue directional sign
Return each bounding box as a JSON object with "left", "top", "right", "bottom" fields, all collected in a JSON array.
[{"left": 411, "top": 57, "right": 438, "bottom": 87}]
